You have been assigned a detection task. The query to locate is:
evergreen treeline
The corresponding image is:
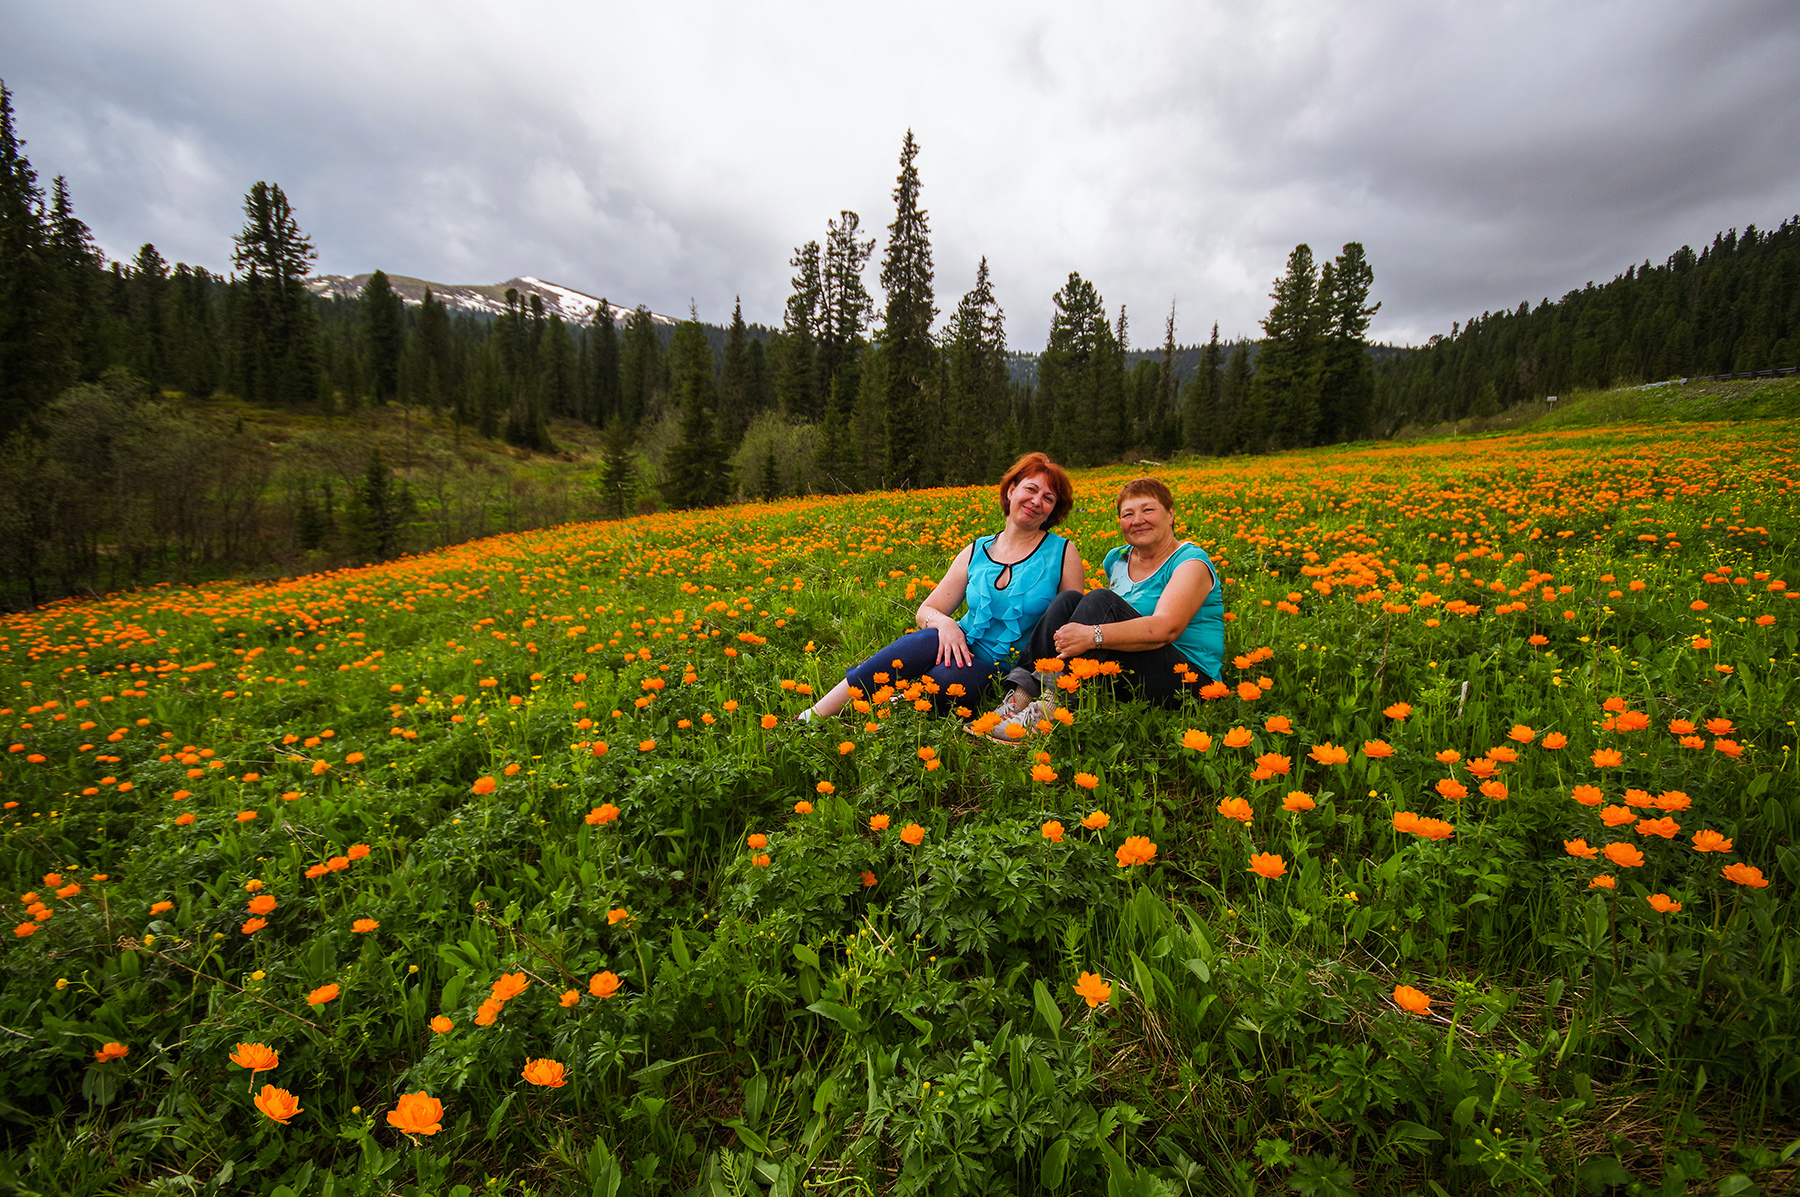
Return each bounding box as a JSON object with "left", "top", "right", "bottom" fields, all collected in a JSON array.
[{"left": 1372, "top": 219, "right": 1800, "bottom": 429}]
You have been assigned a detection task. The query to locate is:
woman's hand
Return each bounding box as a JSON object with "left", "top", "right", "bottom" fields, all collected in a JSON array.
[
  {"left": 1052, "top": 621, "right": 1097, "bottom": 659},
  {"left": 932, "top": 614, "right": 975, "bottom": 668}
]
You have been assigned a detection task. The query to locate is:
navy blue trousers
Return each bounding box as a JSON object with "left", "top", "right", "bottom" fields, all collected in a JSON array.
[{"left": 844, "top": 628, "right": 1005, "bottom": 716}]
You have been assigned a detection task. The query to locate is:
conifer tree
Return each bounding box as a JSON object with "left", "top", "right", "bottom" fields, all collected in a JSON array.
[
  {"left": 0, "top": 82, "right": 67, "bottom": 438},
  {"left": 1038, "top": 273, "right": 1108, "bottom": 466},
  {"left": 1182, "top": 322, "right": 1223, "bottom": 454},
  {"left": 127, "top": 244, "right": 172, "bottom": 387},
  {"left": 230, "top": 181, "right": 321, "bottom": 406},
  {"left": 417, "top": 287, "right": 451, "bottom": 410},
  {"left": 1219, "top": 340, "right": 1253, "bottom": 452},
  {"left": 716, "top": 298, "right": 751, "bottom": 448},
  {"left": 596, "top": 418, "right": 640, "bottom": 518},
  {"left": 661, "top": 311, "right": 729, "bottom": 508},
  {"left": 774, "top": 241, "right": 822, "bottom": 420},
  {"left": 1249, "top": 243, "right": 1321, "bottom": 450},
  {"left": 47, "top": 176, "right": 103, "bottom": 379},
  {"left": 1151, "top": 303, "right": 1180, "bottom": 456},
  {"left": 360, "top": 270, "right": 403, "bottom": 404},
  {"left": 1315, "top": 242, "right": 1379, "bottom": 443},
  {"left": 584, "top": 301, "right": 621, "bottom": 425},
  {"left": 942, "top": 257, "right": 1008, "bottom": 484},
  {"left": 820, "top": 211, "right": 875, "bottom": 414},
  {"left": 877, "top": 131, "right": 937, "bottom": 486},
  {"left": 618, "top": 305, "right": 664, "bottom": 426}
]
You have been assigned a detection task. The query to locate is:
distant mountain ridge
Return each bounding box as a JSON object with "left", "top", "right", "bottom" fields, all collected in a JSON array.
[{"left": 304, "top": 273, "right": 676, "bottom": 326}]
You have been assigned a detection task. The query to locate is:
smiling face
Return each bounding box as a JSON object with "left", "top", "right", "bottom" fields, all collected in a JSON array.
[
  {"left": 1117, "top": 491, "right": 1176, "bottom": 552},
  {"left": 1005, "top": 473, "right": 1058, "bottom": 530}
]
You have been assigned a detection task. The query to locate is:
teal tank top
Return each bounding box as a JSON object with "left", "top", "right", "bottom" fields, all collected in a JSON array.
[
  {"left": 1102, "top": 541, "right": 1224, "bottom": 681},
  {"left": 958, "top": 534, "right": 1069, "bottom": 664}
]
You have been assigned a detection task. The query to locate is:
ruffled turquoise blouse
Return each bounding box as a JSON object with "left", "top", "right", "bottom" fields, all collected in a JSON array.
[{"left": 957, "top": 534, "right": 1070, "bottom": 664}]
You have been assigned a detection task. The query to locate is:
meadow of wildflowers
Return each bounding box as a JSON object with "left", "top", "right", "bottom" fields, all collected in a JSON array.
[{"left": 1, "top": 422, "right": 1796, "bottom": 1195}]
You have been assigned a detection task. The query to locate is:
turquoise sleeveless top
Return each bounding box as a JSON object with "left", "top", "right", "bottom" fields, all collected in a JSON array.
[
  {"left": 1102, "top": 541, "right": 1224, "bottom": 681},
  {"left": 958, "top": 534, "right": 1070, "bottom": 664}
]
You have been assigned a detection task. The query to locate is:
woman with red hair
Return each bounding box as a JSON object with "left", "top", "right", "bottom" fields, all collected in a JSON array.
[{"left": 799, "top": 453, "right": 1083, "bottom": 720}]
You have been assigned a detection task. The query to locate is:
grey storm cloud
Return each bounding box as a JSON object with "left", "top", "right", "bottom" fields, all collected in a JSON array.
[{"left": 5, "top": 0, "right": 1798, "bottom": 348}]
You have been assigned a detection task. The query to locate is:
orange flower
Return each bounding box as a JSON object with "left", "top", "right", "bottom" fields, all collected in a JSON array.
[
  {"left": 1222, "top": 727, "right": 1253, "bottom": 748},
  {"left": 1383, "top": 702, "right": 1413, "bottom": 720},
  {"left": 1646, "top": 893, "right": 1682, "bottom": 914},
  {"left": 241, "top": 917, "right": 268, "bottom": 935},
  {"left": 491, "top": 972, "right": 529, "bottom": 1001},
  {"left": 1654, "top": 790, "right": 1691, "bottom": 812},
  {"left": 1041, "top": 820, "right": 1065, "bottom": 842},
  {"left": 1635, "top": 817, "right": 1679, "bottom": 839},
  {"left": 1114, "top": 836, "right": 1157, "bottom": 867},
  {"left": 1690, "top": 829, "right": 1733, "bottom": 853},
  {"left": 1028, "top": 763, "right": 1056, "bottom": 783},
  {"left": 585, "top": 803, "right": 620, "bottom": 825},
  {"left": 430, "top": 1015, "right": 454, "bottom": 1033},
  {"left": 1216, "top": 796, "right": 1253, "bottom": 824},
  {"left": 474, "top": 999, "right": 503, "bottom": 1026},
  {"left": 352, "top": 918, "right": 379, "bottom": 933},
  {"left": 1464, "top": 757, "right": 1499, "bottom": 780},
  {"left": 1713, "top": 738, "right": 1743, "bottom": 758},
  {"left": 1263, "top": 716, "right": 1292, "bottom": 735},
  {"left": 1236, "top": 682, "right": 1262, "bottom": 702},
  {"left": 254, "top": 1084, "right": 303, "bottom": 1124},
  {"left": 1479, "top": 780, "right": 1509, "bottom": 801},
  {"left": 1307, "top": 743, "right": 1348, "bottom": 766},
  {"left": 1391, "top": 811, "right": 1421, "bottom": 835},
  {"left": 1281, "top": 792, "right": 1315, "bottom": 813},
  {"left": 793, "top": 800, "right": 813, "bottom": 814},
  {"left": 900, "top": 823, "right": 925, "bottom": 846},
  {"left": 1247, "top": 851, "right": 1287, "bottom": 879},
  {"left": 386, "top": 1092, "right": 443, "bottom": 1136},
  {"left": 94, "top": 1041, "right": 130, "bottom": 1063},
  {"left": 746, "top": 833, "right": 768, "bottom": 849},
  {"left": 1392, "top": 985, "right": 1431, "bottom": 1015},
  {"left": 869, "top": 814, "right": 890, "bottom": 832},
  {"left": 347, "top": 843, "right": 371, "bottom": 860},
  {"left": 1073, "top": 772, "right": 1099, "bottom": 789},
  {"left": 522, "top": 1058, "right": 568, "bottom": 1087},
  {"left": 589, "top": 971, "right": 622, "bottom": 999},
  {"left": 1434, "top": 749, "right": 1461, "bottom": 764},
  {"left": 1507, "top": 724, "right": 1536, "bottom": 744},
  {"left": 1362, "top": 739, "right": 1395, "bottom": 759},
  {"left": 1589, "top": 875, "right": 1616, "bottom": 889},
  {"left": 1251, "top": 752, "right": 1291, "bottom": 778},
  {"left": 838, "top": 741, "right": 855, "bottom": 755},
  {"left": 471, "top": 776, "right": 497, "bottom": 795},
  {"left": 1669, "top": 719, "right": 1697, "bottom": 735},
  {"left": 760, "top": 714, "right": 779, "bottom": 729},
  {"left": 1072, "top": 971, "right": 1112, "bottom": 1007},
  {"left": 1485, "top": 745, "right": 1519, "bottom": 764},
  {"left": 248, "top": 894, "right": 277, "bottom": 915},
  {"left": 638, "top": 739, "right": 656, "bottom": 752},
  {"left": 860, "top": 870, "right": 878, "bottom": 888},
  {"left": 1180, "top": 729, "right": 1212, "bottom": 752},
  {"left": 149, "top": 900, "right": 174, "bottom": 915},
  {"left": 1435, "top": 778, "right": 1468, "bottom": 801},
  {"left": 305, "top": 983, "right": 340, "bottom": 1006},
  {"left": 1082, "top": 810, "right": 1110, "bottom": 830},
  {"left": 1602, "top": 842, "right": 1645, "bottom": 869},
  {"left": 1590, "top": 748, "right": 1624, "bottom": 767},
  {"left": 1704, "top": 717, "right": 1735, "bottom": 735},
  {"left": 1563, "top": 839, "right": 1599, "bottom": 859},
  {"left": 1570, "top": 785, "right": 1604, "bottom": 807},
  {"left": 1541, "top": 732, "right": 1568, "bottom": 749},
  {"left": 1722, "top": 863, "right": 1770, "bottom": 888}
]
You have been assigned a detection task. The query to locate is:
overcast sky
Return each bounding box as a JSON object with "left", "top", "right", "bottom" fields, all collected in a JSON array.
[{"left": 7, "top": 0, "right": 1798, "bottom": 347}]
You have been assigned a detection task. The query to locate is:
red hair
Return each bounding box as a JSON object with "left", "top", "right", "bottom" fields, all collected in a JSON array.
[{"left": 997, "top": 453, "right": 1074, "bottom": 530}]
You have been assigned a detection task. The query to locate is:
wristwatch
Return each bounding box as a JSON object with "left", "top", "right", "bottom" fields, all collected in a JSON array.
[{"left": 1092, "top": 624, "right": 1104, "bottom": 647}]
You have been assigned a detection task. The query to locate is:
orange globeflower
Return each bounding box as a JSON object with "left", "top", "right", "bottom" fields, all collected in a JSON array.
[
  {"left": 638, "top": 739, "right": 656, "bottom": 752},
  {"left": 1646, "top": 893, "right": 1682, "bottom": 914},
  {"left": 346, "top": 843, "right": 371, "bottom": 860},
  {"left": 1541, "top": 732, "right": 1568, "bottom": 749},
  {"left": 521, "top": 1058, "right": 568, "bottom": 1088},
  {"left": 1570, "top": 785, "right": 1604, "bottom": 807},
  {"left": 1222, "top": 727, "right": 1253, "bottom": 748},
  {"left": 746, "top": 833, "right": 768, "bottom": 849},
  {"left": 1041, "top": 820, "right": 1066, "bottom": 842},
  {"left": 1383, "top": 702, "right": 1413, "bottom": 720},
  {"left": 1181, "top": 729, "right": 1212, "bottom": 752},
  {"left": 1236, "top": 682, "right": 1262, "bottom": 702},
  {"left": 305, "top": 983, "right": 340, "bottom": 1006},
  {"left": 1082, "top": 810, "right": 1111, "bottom": 831},
  {"left": 1704, "top": 717, "right": 1736, "bottom": 735},
  {"left": 1690, "top": 829, "right": 1733, "bottom": 853},
  {"left": 1281, "top": 792, "right": 1315, "bottom": 813},
  {"left": 386, "top": 1092, "right": 444, "bottom": 1137},
  {"left": 248, "top": 894, "right": 277, "bottom": 915},
  {"left": 760, "top": 714, "right": 779, "bottom": 730},
  {"left": 1434, "top": 749, "right": 1461, "bottom": 764},
  {"left": 1308, "top": 743, "right": 1348, "bottom": 766},
  {"left": 94, "top": 1041, "right": 130, "bottom": 1063},
  {"left": 1464, "top": 758, "right": 1499, "bottom": 780},
  {"left": 1669, "top": 718, "right": 1697, "bottom": 735},
  {"left": 793, "top": 800, "right": 813, "bottom": 814},
  {"left": 1479, "top": 780, "right": 1509, "bottom": 802},
  {"left": 1722, "top": 863, "right": 1770, "bottom": 888},
  {"left": 815, "top": 780, "right": 835, "bottom": 795},
  {"left": 471, "top": 776, "right": 497, "bottom": 795},
  {"left": 1073, "top": 971, "right": 1112, "bottom": 1007},
  {"left": 1563, "top": 839, "right": 1600, "bottom": 859},
  {"left": 1391, "top": 811, "right": 1421, "bottom": 835},
  {"left": 1603, "top": 842, "right": 1645, "bottom": 869},
  {"left": 1654, "top": 790, "right": 1692, "bottom": 812},
  {"left": 491, "top": 972, "right": 529, "bottom": 1001},
  {"left": 1591, "top": 748, "right": 1624, "bottom": 768},
  {"left": 861, "top": 870, "right": 878, "bottom": 888},
  {"left": 1486, "top": 746, "right": 1519, "bottom": 764},
  {"left": 474, "top": 999, "right": 503, "bottom": 1026},
  {"left": 352, "top": 918, "right": 379, "bottom": 933},
  {"left": 1216, "top": 796, "right": 1253, "bottom": 824},
  {"left": 1263, "top": 716, "right": 1293, "bottom": 735},
  {"left": 585, "top": 804, "right": 620, "bottom": 825},
  {"left": 241, "top": 917, "right": 268, "bottom": 935},
  {"left": 254, "top": 1084, "right": 303, "bottom": 1124},
  {"left": 869, "top": 814, "right": 891, "bottom": 832},
  {"left": 838, "top": 741, "right": 855, "bottom": 755},
  {"left": 1073, "top": 772, "right": 1099, "bottom": 789},
  {"left": 1600, "top": 805, "right": 1635, "bottom": 827},
  {"left": 1589, "top": 875, "right": 1617, "bottom": 890},
  {"left": 430, "top": 1015, "right": 454, "bottom": 1033},
  {"left": 1251, "top": 752, "right": 1291, "bottom": 779},
  {"left": 1247, "top": 852, "right": 1287, "bottom": 879},
  {"left": 1713, "top": 739, "right": 1744, "bottom": 758},
  {"left": 1362, "top": 740, "right": 1395, "bottom": 759},
  {"left": 1435, "top": 778, "right": 1468, "bottom": 801},
  {"left": 1410, "top": 817, "right": 1455, "bottom": 841},
  {"left": 589, "top": 971, "right": 622, "bottom": 998},
  {"left": 1635, "top": 817, "right": 1679, "bottom": 839},
  {"left": 1114, "top": 836, "right": 1157, "bottom": 867},
  {"left": 1392, "top": 985, "right": 1431, "bottom": 1015},
  {"left": 1507, "top": 725, "right": 1536, "bottom": 744},
  {"left": 1031, "top": 763, "right": 1058, "bottom": 783},
  {"left": 900, "top": 823, "right": 925, "bottom": 846}
]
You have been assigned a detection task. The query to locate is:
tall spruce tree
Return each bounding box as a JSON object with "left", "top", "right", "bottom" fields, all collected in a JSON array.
[
  {"left": 618, "top": 305, "right": 664, "bottom": 426},
  {"left": 877, "top": 131, "right": 937, "bottom": 487},
  {"left": 1038, "top": 273, "right": 1112, "bottom": 466},
  {"left": 584, "top": 301, "right": 621, "bottom": 425},
  {"left": 1249, "top": 243, "right": 1321, "bottom": 450},
  {"left": 417, "top": 287, "right": 451, "bottom": 410},
  {"left": 1182, "top": 322, "right": 1223, "bottom": 454},
  {"left": 1219, "top": 340, "right": 1253, "bottom": 453},
  {"left": 1151, "top": 303, "right": 1180, "bottom": 456},
  {"left": 360, "top": 269, "right": 403, "bottom": 404},
  {"left": 0, "top": 82, "right": 69, "bottom": 438},
  {"left": 716, "top": 298, "right": 751, "bottom": 448},
  {"left": 819, "top": 211, "right": 875, "bottom": 413},
  {"left": 1315, "top": 242, "right": 1378, "bottom": 443},
  {"left": 774, "top": 241, "right": 822, "bottom": 420},
  {"left": 661, "top": 310, "right": 730, "bottom": 508},
  {"left": 230, "top": 181, "right": 321, "bottom": 406},
  {"left": 942, "top": 257, "right": 1008, "bottom": 484}
]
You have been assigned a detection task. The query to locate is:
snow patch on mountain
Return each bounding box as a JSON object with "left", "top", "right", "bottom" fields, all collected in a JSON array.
[{"left": 304, "top": 273, "right": 675, "bottom": 326}]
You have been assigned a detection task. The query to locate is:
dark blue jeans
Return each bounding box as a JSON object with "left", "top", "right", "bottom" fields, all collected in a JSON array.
[
  {"left": 1003, "top": 589, "right": 1215, "bottom": 708},
  {"left": 844, "top": 628, "right": 1005, "bottom": 716}
]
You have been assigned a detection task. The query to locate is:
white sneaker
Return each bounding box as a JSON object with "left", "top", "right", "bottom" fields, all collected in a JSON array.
[{"left": 986, "top": 697, "right": 1055, "bottom": 745}]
